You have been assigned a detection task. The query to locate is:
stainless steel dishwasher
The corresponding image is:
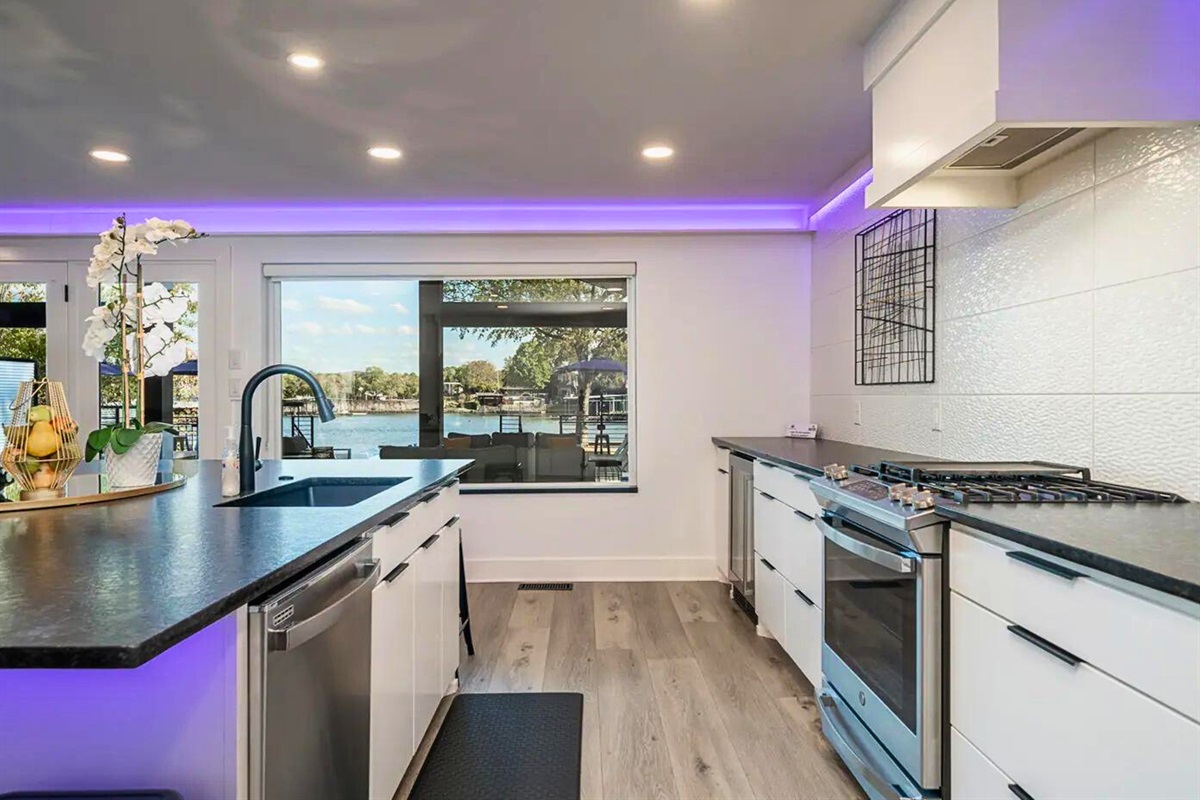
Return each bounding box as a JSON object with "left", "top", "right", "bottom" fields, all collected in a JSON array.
[{"left": 249, "top": 536, "right": 380, "bottom": 800}]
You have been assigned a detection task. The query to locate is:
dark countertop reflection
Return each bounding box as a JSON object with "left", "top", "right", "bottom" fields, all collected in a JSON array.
[{"left": 0, "top": 458, "right": 470, "bottom": 668}]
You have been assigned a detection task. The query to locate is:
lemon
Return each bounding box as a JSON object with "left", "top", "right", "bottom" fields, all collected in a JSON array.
[{"left": 26, "top": 421, "right": 60, "bottom": 458}]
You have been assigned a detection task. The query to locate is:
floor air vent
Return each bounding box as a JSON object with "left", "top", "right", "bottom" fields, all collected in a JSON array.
[{"left": 518, "top": 582, "right": 574, "bottom": 591}]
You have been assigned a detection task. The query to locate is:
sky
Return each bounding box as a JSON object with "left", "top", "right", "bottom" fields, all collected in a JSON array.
[{"left": 278, "top": 279, "right": 520, "bottom": 374}]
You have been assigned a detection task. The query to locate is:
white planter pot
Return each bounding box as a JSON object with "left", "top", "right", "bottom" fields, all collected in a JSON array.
[{"left": 105, "top": 432, "right": 163, "bottom": 488}]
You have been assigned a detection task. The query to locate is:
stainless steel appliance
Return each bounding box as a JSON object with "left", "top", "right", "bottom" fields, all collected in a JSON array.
[
  {"left": 249, "top": 536, "right": 380, "bottom": 800},
  {"left": 728, "top": 453, "right": 756, "bottom": 616},
  {"left": 811, "top": 460, "right": 1185, "bottom": 800}
]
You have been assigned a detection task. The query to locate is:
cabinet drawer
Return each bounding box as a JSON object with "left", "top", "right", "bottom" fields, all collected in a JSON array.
[
  {"left": 754, "top": 460, "right": 821, "bottom": 518},
  {"left": 755, "top": 552, "right": 786, "bottom": 642},
  {"left": 755, "top": 488, "right": 821, "bottom": 604},
  {"left": 951, "top": 528, "right": 1200, "bottom": 720},
  {"left": 951, "top": 592, "right": 1200, "bottom": 800},
  {"left": 783, "top": 580, "right": 821, "bottom": 687},
  {"left": 715, "top": 446, "right": 731, "bottom": 472},
  {"left": 951, "top": 727, "right": 1015, "bottom": 800}
]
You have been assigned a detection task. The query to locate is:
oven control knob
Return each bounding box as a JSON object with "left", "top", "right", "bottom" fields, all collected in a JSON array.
[
  {"left": 910, "top": 490, "right": 936, "bottom": 509},
  {"left": 888, "top": 483, "right": 910, "bottom": 501},
  {"left": 823, "top": 464, "right": 849, "bottom": 481}
]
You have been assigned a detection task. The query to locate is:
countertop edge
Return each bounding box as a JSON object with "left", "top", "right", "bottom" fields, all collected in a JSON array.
[
  {"left": 0, "top": 469, "right": 465, "bottom": 669},
  {"left": 713, "top": 436, "right": 1199, "bottom": 606}
]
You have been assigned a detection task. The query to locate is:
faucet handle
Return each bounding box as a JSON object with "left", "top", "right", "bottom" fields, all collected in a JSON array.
[{"left": 255, "top": 436, "right": 263, "bottom": 471}]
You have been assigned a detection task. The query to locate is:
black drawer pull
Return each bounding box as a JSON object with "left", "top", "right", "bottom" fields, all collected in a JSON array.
[
  {"left": 717, "top": 468, "right": 729, "bottom": 475},
  {"left": 792, "top": 472, "right": 810, "bottom": 481},
  {"left": 760, "top": 462, "right": 776, "bottom": 470},
  {"left": 1007, "top": 624, "right": 1082, "bottom": 667},
  {"left": 442, "top": 514, "right": 461, "bottom": 530},
  {"left": 383, "top": 562, "right": 410, "bottom": 583},
  {"left": 759, "top": 492, "right": 776, "bottom": 501},
  {"left": 793, "top": 509, "right": 814, "bottom": 521},
  {"left": 420, "top": 490, "right": 442, "bottom": 504},
  {"left": 759, "top": 558, "right": 776, "bottom": 572},
  {"left": 1008, "top": 784, "right": 1035, "bottom": 800},
  {"left": 420, "top": 533, "right": 441, "bottom": 550},
  {"left": 1006, "top": 550, "right": 1083, "bottom": 581},
  {"left": 383, "top": 511, "right": 409, "bottom": 527},
  {"left": 793, "top": 588, "right": 815, "bottom": 606}
]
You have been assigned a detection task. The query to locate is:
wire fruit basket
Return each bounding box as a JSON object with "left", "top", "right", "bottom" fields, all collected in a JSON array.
[{"left": 2, "top": 379, "right": 83, "bottom": 500}]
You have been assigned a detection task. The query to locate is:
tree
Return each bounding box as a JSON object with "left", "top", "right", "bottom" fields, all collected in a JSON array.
[
  {"left": 390, "top": 372, "right": 419, "bottom": 399},
  {"left": 443, "top": 279, "right": 627, "bottom": 435},
  {"left": 352, "top": 365, "right": 391, "bottom": 399},
  {"left": 458, "top": 360, "right": 500, "bottom": 393},
  {"left": 502, "top": 338, "right": 554, "bottom": 390},
  {"left": 0, "top": 283, "right": 48, "bottom": 377}
]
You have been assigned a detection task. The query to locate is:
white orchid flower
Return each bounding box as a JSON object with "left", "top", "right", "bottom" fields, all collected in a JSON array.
[
  {"left": 141, "top": 282, "right": 188, "bottom": 325},
  {"left": 82, "top": 306, "right": 118, "bottom": 358}
]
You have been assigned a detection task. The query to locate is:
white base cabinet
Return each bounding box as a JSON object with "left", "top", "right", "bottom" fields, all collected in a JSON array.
[{"left": 369, "top": 486, "right": 462, "bottom": 800}]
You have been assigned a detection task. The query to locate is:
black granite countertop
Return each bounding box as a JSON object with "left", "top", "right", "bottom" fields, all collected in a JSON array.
[
  {"left": 0, "top": 458, "right": 470, "bottom": 668},
  {"left": 713, "top": 436, "right": 1200, "bottom": 604}
]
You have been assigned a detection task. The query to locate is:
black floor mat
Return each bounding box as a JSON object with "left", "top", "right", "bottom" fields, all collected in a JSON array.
[{"left": 410, "top": 692, "right": 583, "bottom": 800}]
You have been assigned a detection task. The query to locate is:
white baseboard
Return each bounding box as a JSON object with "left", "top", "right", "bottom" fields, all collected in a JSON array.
[{"left": 465, "top": 556, "right": 719, "bottom": 583}]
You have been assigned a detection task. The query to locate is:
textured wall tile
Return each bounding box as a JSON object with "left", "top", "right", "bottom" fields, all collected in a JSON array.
[
  {"left": 937, "top": 207, "right": 1019, "bottom": 249},
  {"left": 1095, "top": 125, "right": 1200, "bottom": 184},
  {"left": 940, "top": 395, "right": 1093, "bottom": 466},
  {"left": 940, "top": 293, "right": 1093, "bottom": 395},
  {"left": 1094, "top": 269, "right": 1200, "bottom": 394},
  {"left": 812, "top": 233, "right": 857, "bottom": 299},
  {"left": 811, "top": 340, "right": 855, "bottom": 396},
  {"left": 860, "top": 395, "right": 940, "bottom": 456},
  {"left": 812, "top": 395, "right": 863, "bottom": 444},
  {"left": 939, "top": 191, "right": 1093, "bottom": 320},
  {"left": 1094, "top": 395, "right": 1200, "bottom": 500},
  {"left": 1095, "top": 146, "right": 1200, "bottom": 288},
  {"left": 1017, "top": 141, "right": 1095, "bottom": 216},
  {"left": 811, "top": 286, "right": 854, "bottom": 347}
]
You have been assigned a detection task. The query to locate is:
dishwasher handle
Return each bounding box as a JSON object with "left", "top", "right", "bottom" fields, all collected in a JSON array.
[{"left": 267, "top": 558, "right": 380, "bottom": 652}]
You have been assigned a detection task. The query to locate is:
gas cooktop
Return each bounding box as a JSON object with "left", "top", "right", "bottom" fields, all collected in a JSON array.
[{"left": 850, "top": 460, "right": 1185, "bottom": 504}]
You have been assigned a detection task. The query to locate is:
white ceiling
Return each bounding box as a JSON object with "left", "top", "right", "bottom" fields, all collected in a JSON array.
[{"left": 0, "top": 0, "right": 894, "bottom": 206}]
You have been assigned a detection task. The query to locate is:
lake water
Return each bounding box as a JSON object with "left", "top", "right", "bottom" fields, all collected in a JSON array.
[{"left": 285, "top": 412, "right": 564, "bottom": 458}]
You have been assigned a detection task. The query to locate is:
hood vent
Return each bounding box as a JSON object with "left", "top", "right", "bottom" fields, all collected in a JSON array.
[{"left": 946, "top": 127, "right": 1083, "bottom": 170}]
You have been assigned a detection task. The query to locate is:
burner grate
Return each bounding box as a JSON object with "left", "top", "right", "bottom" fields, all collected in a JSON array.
[{"left": 851, "top": 463, "right": 1184, "bottom": 504}]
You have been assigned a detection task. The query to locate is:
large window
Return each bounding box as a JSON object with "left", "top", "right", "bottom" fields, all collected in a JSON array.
[{"left": 275, "top": 275, "right": 632, "bottom": 487}]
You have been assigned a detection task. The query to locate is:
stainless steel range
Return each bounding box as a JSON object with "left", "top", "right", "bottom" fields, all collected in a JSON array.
[{"left": 809, "top": 460, "right": 1184, "bottom": 800}]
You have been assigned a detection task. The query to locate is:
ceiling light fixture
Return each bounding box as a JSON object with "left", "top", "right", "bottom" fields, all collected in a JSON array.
[
  {"left": 89, "top": 149, "right": 130, "bottom": 163},
  {"left": 642, "top": 144, "right": 675, "bottom": 161},
  {"left": 287, "top": 52, "right": 324, "bottom": 71},
  {"left": 496, "top": 304, "right": 509, "bottom": 309},
  {"left": 605, "top": 287, "right": 623, "bottom": 293},
  {"left": 367, "top": 146, "right": 402, "bottom": 160}
]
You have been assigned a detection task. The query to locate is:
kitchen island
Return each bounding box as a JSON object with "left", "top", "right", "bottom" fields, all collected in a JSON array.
[{"left": 0, "top": 458, "right": 470, "bottom": 799}]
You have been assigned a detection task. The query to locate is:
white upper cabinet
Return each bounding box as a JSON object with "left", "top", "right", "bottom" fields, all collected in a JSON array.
[{"left": 865, "top": 0, "right": 1200, "bottom": 208}]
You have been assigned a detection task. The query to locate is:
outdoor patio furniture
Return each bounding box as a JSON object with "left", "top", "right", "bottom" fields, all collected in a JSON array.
[
  {"left": 534, "top": 432, "right": 586, "bottom": 481},
  {"left": 490, "top": 432, "right": 534, "bottom": 479},
  {"left": 447, "top": 432, "right": 491, "bottom": 448},
  {"left": 588, "top": 436, "right": 628, "bottom": 482}
]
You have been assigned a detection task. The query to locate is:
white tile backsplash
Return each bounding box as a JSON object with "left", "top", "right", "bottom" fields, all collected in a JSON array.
[{"left": 810, "top": 127, "right": 1200, "bottom": 499}]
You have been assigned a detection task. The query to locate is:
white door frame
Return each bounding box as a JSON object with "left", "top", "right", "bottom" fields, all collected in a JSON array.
[{"left": 0, "top": 261, "right": 71, "bottom": 385}]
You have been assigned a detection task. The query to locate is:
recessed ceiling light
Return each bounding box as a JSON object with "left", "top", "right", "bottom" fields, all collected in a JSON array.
[
  {"left": 642, "top": 144, "right": 675, "bottom": 161},
  {"left": 367, "top": 146, "right": 403, "bottom": 160},
  {"left": 287, "top": 52, "right": 324, "bottom": 71},
  {"left": 496, "top": 304, "right": 509, "bottom": 309},
  {"left": 605, "top": 287, "right": 623, "bottom": 293},
  {"left": 601, "top": 306, "right": 614, "bottom": 311},
  {"left": 89, "top": 149, "right": 130, "bottom": 163}
]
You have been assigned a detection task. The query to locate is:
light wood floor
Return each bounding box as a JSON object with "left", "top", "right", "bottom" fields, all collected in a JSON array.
[{"left": 403, "top": 581, "right": 865, "bottom": 800}]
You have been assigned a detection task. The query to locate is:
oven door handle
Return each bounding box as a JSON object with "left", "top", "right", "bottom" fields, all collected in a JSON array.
[
  {"left": 819, "top": 693, "right": 921, "bottom": 800},
  {"left": 816, "top": 517, "right": 915, "bottom": 574}
]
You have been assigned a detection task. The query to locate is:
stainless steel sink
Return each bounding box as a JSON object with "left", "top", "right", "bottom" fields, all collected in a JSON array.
[{"left": 216, "top": 477, "right": 407, "bottom": 508}]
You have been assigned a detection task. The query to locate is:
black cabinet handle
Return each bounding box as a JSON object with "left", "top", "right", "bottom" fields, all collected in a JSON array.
[
  {"left": 793, "top": 509, "right": 814, "bottom": 521},
  {"left": 717, "top": 468, "right": 729, "bottom": 475},
  {"left": 420, "top": 490, "right": 442, "bottom": 504},
  {"left": 1006, "top": 550, "right": 1083, "bottom": 581},
  {"left": 792, "top": 472, "right": 810, "bottom": 481},
  {"left": 383, "top": 511, "right": 409, "bottom": 527},
  {"left": 759, "top": 492, "right": 776, "bottom": 501},
  {"left": 1008, "top": 784, "right": 1035, "bottom": 800},
  {"left": 442, "top": 514, "right": 461, "bottom": 530},
  {"left": 1007, "top": 624, "right": 1082, "bottom": 667},
  {"left": 759, "top": 557, "right": 776, "bottom": 571},
  {"left": 793, "top": 588, "right": 815, "bottom": 606},
  {"left": 760, "top": 462, "right": 776, "bottom": 470},
  {"left": 383, "top": 562, "right": 410, "bottom": 583},
  {"left": 420, "top": 533, "right": 441, "bottom": 550}
]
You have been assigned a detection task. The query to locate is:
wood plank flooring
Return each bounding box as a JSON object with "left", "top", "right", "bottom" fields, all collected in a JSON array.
[{"left": 443, "top": 581, "right": 865, "bottom": 800}]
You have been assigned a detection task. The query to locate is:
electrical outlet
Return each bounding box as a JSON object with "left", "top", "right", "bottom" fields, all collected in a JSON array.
[
  {"left": 854, "top": 400, "right": 862, "bottom": 426},
  {"left": 228, "top": 349, "right": 244, "bottom": 371},
  {"left": 229, "top": 377, "right": 243, "bottom": 399}
]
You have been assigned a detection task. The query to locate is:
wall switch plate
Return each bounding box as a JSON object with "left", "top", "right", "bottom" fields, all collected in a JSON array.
[
  {"left": 228, "top": 349, "right": 243, "bottom": 371},
  {"left": 854, "top": 400, "right": 862, "bottom": 426},
  {"left": 229, "top": 378, "right": 243, "bottom": 399}
]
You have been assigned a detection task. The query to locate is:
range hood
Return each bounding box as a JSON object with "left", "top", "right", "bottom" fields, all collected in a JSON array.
[{"left": 864, "top": 0, "right": 1200, "bottom": 209}]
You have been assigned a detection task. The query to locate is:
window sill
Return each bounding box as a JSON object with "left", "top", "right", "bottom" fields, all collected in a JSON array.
[{"left": 460, "top": 484, "right": 638, "bottom": 496}]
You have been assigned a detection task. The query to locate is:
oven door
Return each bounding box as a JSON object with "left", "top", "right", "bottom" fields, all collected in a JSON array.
[{"left": 819, "top": 513, "right": 941, "bottom": 789}]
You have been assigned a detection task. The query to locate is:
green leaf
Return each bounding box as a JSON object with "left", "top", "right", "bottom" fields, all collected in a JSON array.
[
  {"left": 85, "top": 428, "right": 112, "bottom": 462},
  {"left": 130, "top": 417, "right": 142, "bottom": 429},
  {"left": 142, "top": 421, "right": 179, "bottom": 436},
  {"left": 110, "top": 427, "right": 142, "bottom": 454}
]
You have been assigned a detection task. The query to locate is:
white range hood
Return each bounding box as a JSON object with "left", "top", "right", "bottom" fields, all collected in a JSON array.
[{"left": 864, "top": 0, "right": 1200, "bottom": 208}]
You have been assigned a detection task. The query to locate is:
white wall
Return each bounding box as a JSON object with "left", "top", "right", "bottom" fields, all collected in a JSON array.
[
  {"left": 0, "top": 232, "right": 811, "bottom": 580},
  {"left": 811, "top": 126, "right": 1200, "bottom": 499}
]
